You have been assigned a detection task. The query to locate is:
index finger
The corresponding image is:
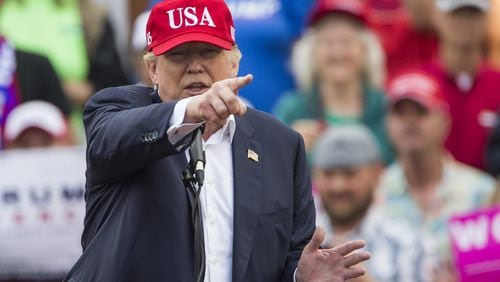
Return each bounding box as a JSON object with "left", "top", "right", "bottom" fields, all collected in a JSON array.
[
  {"left": 330, "top": 240, "right": 366, "bottom": 256},
  {"left": 227, "top": 74, "right": 253, "bottom": 92}
]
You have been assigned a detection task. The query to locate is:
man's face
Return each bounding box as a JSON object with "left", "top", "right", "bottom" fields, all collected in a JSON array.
[
  {"left": 148, "top": 42, "right": 239, "bottom": 101},
  {"left": 387, "top": 100, "right": 448, "bottom": 155},
  {"left": 314, "top": 164, "right": 380, "bottom": 225},
  {"left": 436, "top": 7, "right": 486, "bottom": 47}
]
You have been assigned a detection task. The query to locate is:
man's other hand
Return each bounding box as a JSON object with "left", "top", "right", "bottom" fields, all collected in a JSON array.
[{"left": 296, "top": 227, "right": 371, "bottom": 282}]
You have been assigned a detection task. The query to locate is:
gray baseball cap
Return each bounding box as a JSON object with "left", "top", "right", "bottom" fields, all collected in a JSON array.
[
  {"left": 312, "top": 125, "right": 381, "bottom": 169},
  {"left": 436, "top": 0, "right": 490, "bottom": 12}
]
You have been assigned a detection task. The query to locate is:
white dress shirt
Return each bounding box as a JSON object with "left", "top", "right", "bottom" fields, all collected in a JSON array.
[{"left": 168, "top": 98, "right": 235, "bottom": 282}]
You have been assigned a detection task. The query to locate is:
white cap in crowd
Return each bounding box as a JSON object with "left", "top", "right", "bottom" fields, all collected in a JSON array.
[
  {"left": 4, "top": 100, "right": 67, "bottom": 144},
  {"left": 436, "top": 0, "right": 490, "bottom": 12},
  {"left": 131, "top": 10, "right": 151, "bottom": 51}
]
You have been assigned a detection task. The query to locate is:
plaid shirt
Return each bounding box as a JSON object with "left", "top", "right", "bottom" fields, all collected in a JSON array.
[
  {"left": 375, "top": 158, "right": 495, "bottom": 277},
  {"left": 314, "top": 195, "right": 426, "bottom": 282}
]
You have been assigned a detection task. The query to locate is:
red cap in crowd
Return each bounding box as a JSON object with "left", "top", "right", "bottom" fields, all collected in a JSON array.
[
  {"left": 388, "top": 72, "right": 448, "bottom": 112},
  {"left": 366, "top": 0, "right": 401, "bottom": 10},
  {"left": 146, "top": 0, "right": 236, "bottom": 56},
  {"left": 308, "top": 0, "right": 368, "bottom": 26}
]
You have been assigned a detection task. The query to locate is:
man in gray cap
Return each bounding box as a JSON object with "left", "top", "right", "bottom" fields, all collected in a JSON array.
[
  {"left": 312, "top": 125, "right": 382, "bottom": 248},
  {"left": 313, "top": 125, "right": 427, "bottom": 281}
]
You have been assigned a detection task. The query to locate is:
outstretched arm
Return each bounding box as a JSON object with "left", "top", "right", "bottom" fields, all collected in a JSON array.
[{"left": 85, "top": 87, "right": 180, "bottom": 184}]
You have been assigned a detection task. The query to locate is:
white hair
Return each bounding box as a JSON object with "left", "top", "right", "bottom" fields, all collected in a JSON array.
[
  {"left": 143, "top": 45, "right": 242, "bottom": 62},
  {"left": 291, "top": 26, "right": 386, "bottom": 93}
]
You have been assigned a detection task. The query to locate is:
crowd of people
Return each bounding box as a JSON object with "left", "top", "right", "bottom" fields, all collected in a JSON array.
[{"left": 1, "top": 0, "right": 500, "bottom": 281}]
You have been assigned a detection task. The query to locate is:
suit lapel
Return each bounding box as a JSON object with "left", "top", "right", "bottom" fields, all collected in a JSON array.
[{"left": 232, "top": 115, "right": 262, "bottom": 282}]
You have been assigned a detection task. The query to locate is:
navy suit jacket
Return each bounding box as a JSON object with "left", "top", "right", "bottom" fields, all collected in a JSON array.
[{"left": 65, "top": 85, "right": 315, "bottom": 282}]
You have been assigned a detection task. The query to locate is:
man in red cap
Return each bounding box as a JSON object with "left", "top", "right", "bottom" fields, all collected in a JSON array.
[
  {"left": 377, "top": 71, "right": 495, "bottom": 281},
  {"left": 65, "top": 0, "right": 369, "bottom": 281}
]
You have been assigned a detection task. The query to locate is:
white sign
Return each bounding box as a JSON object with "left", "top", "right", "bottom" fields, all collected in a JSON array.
[{"left": 0, "top": 147, "right": 86, "bottom": 279}]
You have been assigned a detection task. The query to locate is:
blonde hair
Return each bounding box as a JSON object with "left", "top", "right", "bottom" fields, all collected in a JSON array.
[{"left": 291, "top": 25, "right": 386, "bottom": 93}]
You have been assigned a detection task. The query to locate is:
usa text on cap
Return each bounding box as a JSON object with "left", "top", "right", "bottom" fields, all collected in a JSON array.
[{"left": 146, "top": 0, "right": 236, "bottom": 56}]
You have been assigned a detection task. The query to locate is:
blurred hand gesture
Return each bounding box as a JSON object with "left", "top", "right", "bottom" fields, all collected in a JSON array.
[
  {"left": 431, "top": 257, "right": 458, "bottom": 282},
  {"left": 296, "top": 227, "right": 371, "bottom": 282}
]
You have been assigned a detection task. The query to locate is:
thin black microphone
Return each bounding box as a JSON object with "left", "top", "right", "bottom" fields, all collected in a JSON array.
[
  {"left": 185, "top": 124, "right": 206, "bottom": 282},
  {"left": 189, "top": 125, "right": 205, "bottom": 185}
]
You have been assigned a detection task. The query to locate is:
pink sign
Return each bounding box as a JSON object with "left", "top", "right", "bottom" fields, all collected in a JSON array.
[{"left": 449, "top": 205, "right": 500, "bottom": 282}]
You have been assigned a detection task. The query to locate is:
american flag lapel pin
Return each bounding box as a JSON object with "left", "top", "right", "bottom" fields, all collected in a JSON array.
[{"left": 247, "top": 149, "right": 259, "bottom": 163}]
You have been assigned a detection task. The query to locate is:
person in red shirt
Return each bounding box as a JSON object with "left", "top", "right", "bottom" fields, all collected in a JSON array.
[
  {"left": 366, "top": 0, "right": 438, "bottom": 81},
  {"left": 422, "top": 0, "right": 500, "bottom": 171},
  {"left": 488, "top": 0, "right": 500, "bottom": 69}
]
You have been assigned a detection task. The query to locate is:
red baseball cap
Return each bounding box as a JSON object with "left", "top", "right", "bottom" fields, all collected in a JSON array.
[
  {"left": 388, "top": 72, "right": 448, "bottom": 112},
  {"left": 146, "top": 0, "right": 236, "bottom": 56},
  {"left": 309, "top": 0, "right": 368, "bottom": 26}
]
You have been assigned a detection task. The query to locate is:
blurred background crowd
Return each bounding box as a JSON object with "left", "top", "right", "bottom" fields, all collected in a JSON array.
[{"left": 1, "top": 0, "right": 500, "bottom": 281}]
